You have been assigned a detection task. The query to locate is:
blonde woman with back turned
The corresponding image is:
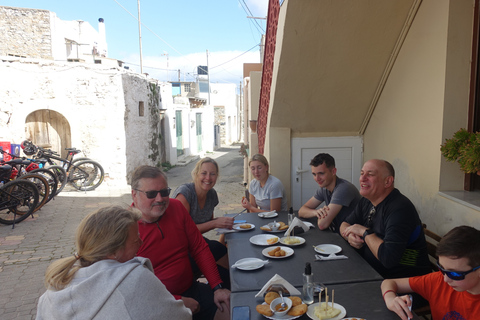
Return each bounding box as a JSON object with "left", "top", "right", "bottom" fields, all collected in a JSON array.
[{"left": 36, "top": 205, "right": 191, "bottom": 320}]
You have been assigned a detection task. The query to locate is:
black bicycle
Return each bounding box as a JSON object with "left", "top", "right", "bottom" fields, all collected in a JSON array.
[
  {"left": 0, "top": 166, "right": 39, "bottom": 227},
  {"left": 34, "top": 146, "right": 104, "bottom": 191}
]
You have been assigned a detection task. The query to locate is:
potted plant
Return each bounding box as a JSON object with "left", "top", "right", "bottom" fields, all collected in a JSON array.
[{"left": 440, "top": 128, "right": 480, "bottom": 175}]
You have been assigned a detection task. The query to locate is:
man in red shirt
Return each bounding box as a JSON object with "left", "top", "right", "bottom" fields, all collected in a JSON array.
[
  {"left": 381, "top": 226, "right": 480, "bottom": 320},
  {"left": 131, "top": 165, "right": 230, "bottom": 320}
]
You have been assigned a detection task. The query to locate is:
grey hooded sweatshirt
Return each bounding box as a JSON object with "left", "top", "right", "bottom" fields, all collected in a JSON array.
[{"left": 36, "top": 257, "right": 191, "bottom": 320}]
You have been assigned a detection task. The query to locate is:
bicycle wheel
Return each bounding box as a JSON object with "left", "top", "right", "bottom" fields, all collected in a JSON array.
[
  {"left": 71, "top": 157, "right": 90, "bottom": 164},
  {"left": 17, "top": 173, "right": 49, "bottom": 212},
  {"left": 47, "top": 165, "right": 67, "bottom": 195},
  {"left": 30, "top": 168, "right": 58, "bottom": 203},
  {"left": 69, "top": 160, "right": 104, "bottom": 191},
  {"left": 0, "top": 180, "right": 39, "bottom": 225}
]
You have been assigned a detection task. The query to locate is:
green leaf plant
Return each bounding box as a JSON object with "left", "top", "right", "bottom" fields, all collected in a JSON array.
[{"left": 441, "top": 128, "right": 480, "bottom": 174}]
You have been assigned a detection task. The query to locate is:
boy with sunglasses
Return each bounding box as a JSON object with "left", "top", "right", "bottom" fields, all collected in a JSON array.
[{"left": 381, "top": 225, "right": 480, "bottom": 320}]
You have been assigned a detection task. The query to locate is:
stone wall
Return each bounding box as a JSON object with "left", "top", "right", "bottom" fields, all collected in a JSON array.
[
  {"left": 0, "top": 6, "right": 53, "bottom": 59},
  {"left": 0, "top": 58, "right": 164, "bottom": 185}
]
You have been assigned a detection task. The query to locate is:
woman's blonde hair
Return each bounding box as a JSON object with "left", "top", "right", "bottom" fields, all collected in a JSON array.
[
  {"left": 44, "top": 206, "right": 140, "bottom": 290},
  {"left": 191, "top": 157, "right": 219, "bottom": 182},
  {"left": 249, "top": 154, "right": 269, "bottom": 172}
]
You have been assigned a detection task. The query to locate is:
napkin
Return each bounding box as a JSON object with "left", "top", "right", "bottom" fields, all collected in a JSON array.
[
  {"left": 258, "top": 210, "right": 277, "bottom": 218},
  {"left": 315, "top": 254, "right": 348, "bottom": 261},
  {"left": 284, "top": 217, "right": 314, "bottom": 237},
  {"left": 231, "top": 259, "right": 269, "bottom": 269},
  {"left": 255, "top": 274, "right": 301, "bottom": 297}
]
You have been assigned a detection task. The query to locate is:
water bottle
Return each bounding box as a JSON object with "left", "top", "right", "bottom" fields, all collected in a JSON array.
[
  {"left": 303, "top": 262, "right": 314, "bottom": 304},
  {"left": 288, "top": 207, "right": 294, "bottom": 226}
]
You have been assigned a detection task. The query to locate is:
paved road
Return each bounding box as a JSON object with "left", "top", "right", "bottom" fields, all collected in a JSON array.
[{"left": 0, "top": 145, "right": 245, "bottom": 320}]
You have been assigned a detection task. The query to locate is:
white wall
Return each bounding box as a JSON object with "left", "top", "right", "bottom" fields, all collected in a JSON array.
[
  {"left": 210, "top": 83, "right": 239, "bottom": 144},
  {"left": 0, "top": 59, "right": 165, "bottom": 186}
]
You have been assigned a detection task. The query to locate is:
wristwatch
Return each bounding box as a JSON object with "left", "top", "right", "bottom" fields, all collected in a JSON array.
[
  {"left": 212, "top": 283, "right": 224, "bottom": 292},
  {"left": 363, "top": 228, "right": 374, "bottom": 239}
]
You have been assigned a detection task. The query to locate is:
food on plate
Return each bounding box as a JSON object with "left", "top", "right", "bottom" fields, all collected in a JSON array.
[
  {"left": 260, "top": 226, "right": 271, "bottom": 231},
  {"left": 264, "top": 291, "right": 280, "bottom": 304},
  {"left": 279, "top": 224, "right": 289, "bottom": 230},
  {"left": 267, "top": 247, "right": 286, "bottom": 257},
  {"left": 283, "top": 237, "right": 300, "bottom": 245},
  {"left": 314, "top": 302, "right": 341, "bottom": 319},
  {"left": 239, "top": 224, "right": 251, "bottom": 229},
  {"left": 256, "top": 304, "right": 273, "bottom": 317},
  {"left": 266, "top": 237, "right": 279, "bottom": 245},
  {"left": 287, "top": 303, "right": 308, "bottom": 316},
  {"left": 268, "top": 247, "right": 280, "bottom": 255},
  {"left": 257, "top": 294, "right": 307, "bottom": 317},
  {"left": 278, "top": 221, "right": 286, "bottom": 227},
  {"left": 288, "top": 296, "right": 303, "bottom": 307}
]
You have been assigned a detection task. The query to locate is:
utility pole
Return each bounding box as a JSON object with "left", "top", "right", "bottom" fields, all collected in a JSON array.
[
  {"left": 206, "top": 49, "right": 211, "bottom": 105},
  {"left": 161, "top": 51, "right": 169, "bottom": 80},
  {"left": 137, "top": 0, "right": 143, "bottom": 74}
]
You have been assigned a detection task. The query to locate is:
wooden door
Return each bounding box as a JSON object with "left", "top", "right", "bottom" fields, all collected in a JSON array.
[{"left": 25, "top": 110, "right": 71, "bottom": 158}]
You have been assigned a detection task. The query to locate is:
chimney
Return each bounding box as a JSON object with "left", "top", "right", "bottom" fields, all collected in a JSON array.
[{"left": 98, "top": 18, "right": 108, "bottom": 57}]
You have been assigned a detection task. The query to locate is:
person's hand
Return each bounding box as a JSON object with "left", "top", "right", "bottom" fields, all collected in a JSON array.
[
  {"left": 347, "top": 233, "right": 365, "bottom": 249},
  {"left": 181, "top": 296, "right": 200, "bottom": 314},
  {"left": 384, "top": 294, "right": 413, "bottom": 320},
  {"left": 342, "top": 224, "right": 367, "bottom": 239},
  {"left": 241, "top": 197, "right": 251, "bottom": 210},
  {"left": 213, "top": 288, "right": 230, "bottom": 312},
  {"left": 215, "top": 216, "right": 234, "bottom": 229},
  {"left": 316, "top": 206, "right": 330, "bottom": 219}
]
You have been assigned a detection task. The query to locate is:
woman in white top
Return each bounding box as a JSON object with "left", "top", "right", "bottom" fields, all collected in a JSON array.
[{"left": 241, "top": 154, "right": 288, "bottom": 213}]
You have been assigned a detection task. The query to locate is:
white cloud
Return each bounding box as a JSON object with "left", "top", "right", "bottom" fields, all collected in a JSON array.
[
  {"left": 245, "top": 0, "right": 269, "bottom": 17},
  {"left": 124, "top": 49, "right": 261, "bottom": 85}
]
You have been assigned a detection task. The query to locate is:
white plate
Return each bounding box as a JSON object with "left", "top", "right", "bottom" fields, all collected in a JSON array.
[
  {"left": 261, "top": 224, "right": 288, "bottom": 233},
  {"left": 258, "top": 212, "right": 279, "bottom": 218},
  {"left": 233, "top": 223, "right": 255, "bottom": 231},
  {"left": 233, "top": 258, "right": 266, "bottom": 270},
  {"left": 314, "top": 244, "right": 342, "bottom": 255},
  {"left": 262, "top": 246, "right": 294, "bottom": 259},
  {"left": 250, "top": 234, "right": 280, "bottom": 246},
  {"left": 279, "top": 236, "right": 305, "bottom": 246},
  {"left": 260, "top": 302, "right": 303, "bottom": 320},
  {"left": 306, "top": 302, "right": 346, "bottom": 320}
]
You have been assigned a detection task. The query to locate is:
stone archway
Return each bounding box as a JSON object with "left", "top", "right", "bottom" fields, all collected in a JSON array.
[{"left": 25, "top": 109, "right": 71, "bottom": 158}]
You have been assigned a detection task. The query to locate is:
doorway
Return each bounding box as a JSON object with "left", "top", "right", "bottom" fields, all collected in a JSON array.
[
  {"left": 176, "top": 110, "right": 183, "bottom": 157},
  {"left": 291, "top": 136, "right": 363, "bottom": 210},
  {"left": 25, "top": 109, "right": 71, "bottom": 158}
]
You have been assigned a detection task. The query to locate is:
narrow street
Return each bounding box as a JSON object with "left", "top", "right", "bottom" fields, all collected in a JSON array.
[{"left": 0, "top": 145, "right": 245, "bottom": 320}]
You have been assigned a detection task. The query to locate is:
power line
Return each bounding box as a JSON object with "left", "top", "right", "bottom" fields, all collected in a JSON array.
[
  {"left": 210, "top": 43, "right": 259, "bottom": 69},
  {"left": 238, "top": 0, "right": 265, "bottom": 34}
]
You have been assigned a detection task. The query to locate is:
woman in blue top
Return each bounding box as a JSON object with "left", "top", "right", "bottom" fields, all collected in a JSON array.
[
  {"left": 241, "top": 154, "right": 288, "bottom": 213},
  {"left": 173, "top": 157, "right": 232, "bottom": 289}
]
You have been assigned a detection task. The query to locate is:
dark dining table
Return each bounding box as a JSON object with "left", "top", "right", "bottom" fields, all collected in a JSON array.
[
  {"left": 231, "top": 281, "right": 421, "bottom": 320},
  {"left": 225, "top": 211, "right": 421, "bottom": 319},
  {"left": 225, "top": 212, "right": 383, "bottom": 292}
]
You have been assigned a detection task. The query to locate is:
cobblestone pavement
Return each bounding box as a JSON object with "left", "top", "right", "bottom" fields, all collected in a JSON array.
[{"left": 0, "top": 145, "right": 245, "bottom": 320}]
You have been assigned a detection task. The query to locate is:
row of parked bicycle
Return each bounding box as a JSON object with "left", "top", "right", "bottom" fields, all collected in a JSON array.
[{"left": 0, "top": 141, "right": 104, "bottom": 227}]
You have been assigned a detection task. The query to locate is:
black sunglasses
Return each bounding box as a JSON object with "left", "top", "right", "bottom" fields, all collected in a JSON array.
[
  {"left": 436, "top": 260, "right": 480, "bottom": 281},
  {"left": 135, "top": 188, "right": 171, "bottom": 199}
]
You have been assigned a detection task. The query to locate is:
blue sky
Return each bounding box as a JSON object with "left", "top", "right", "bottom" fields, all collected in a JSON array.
[{"left": 1, "top": 0, "right": 268, "bottom": 84}]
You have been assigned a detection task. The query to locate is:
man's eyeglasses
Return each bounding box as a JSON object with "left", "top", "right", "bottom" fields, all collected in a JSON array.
[
  {"left": 436, "top": 260, "right": 480, "bottom": 281},
  {"left": 135, "top": 188, "right": 171, "bottom": 199}
]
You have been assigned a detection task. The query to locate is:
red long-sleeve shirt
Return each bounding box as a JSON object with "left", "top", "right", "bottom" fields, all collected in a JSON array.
[{"left": 136, "top": 199, "right": 221, "bottom": 299}]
